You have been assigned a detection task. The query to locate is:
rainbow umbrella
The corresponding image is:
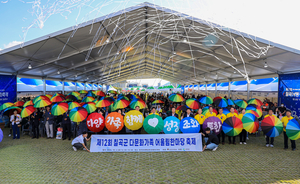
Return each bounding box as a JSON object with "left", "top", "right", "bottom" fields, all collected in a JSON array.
[
  {"left": 34, "top": 99, "right": 52, "bottom": 108},
  {"left": 246, "top": 104, "right": 263, "bottom": 118},
  {"left": 130, "top": 100, "right": 146, "bottom": 109},
  {"left": 247, "top": 98, "right": 263, "bottom": 106},
  {"left": 45, "top": 94, "right": 53, "bottom": 99},
  {"left": 66, "top": 95, "right": 78, "bottom": 102},
  {"left": 199, "top": 96, "right": 213, "bottom": 105},
  {"left": 118, "top": 96, "right": 130, "bottom": 101},
  {"left": 51, "top": 102, "right": 68, "bottom": 116},
  {"left": 21, "top": 105, "right": 36, "bottom": 118},
  {"left": 242, "top": 113, "right": 259, "bottom": 133},
  {"left": 213, "top": 97, "right": 228, "bottom": 108},
  {"left": 3, "top": 106, "right": 22, "bottom": 115},
  {"left": 83, "top": 103, "right": 97, "bottom": 113},
  {"left": 79, "top": 90, "right": 88, "bottom": 94},
  {"left": 104, "top": 97, "right": 115, "bottom": 102},
  {"left": 68, "top": 102, "right": 80, "bottom": 110},
  {"left": 93, "top": 90, "right": 105, "bottom": 97},
  {"left": 223, "top": 117, "right": 243, "bottom": 136},
  {"left": 113, "top": 99, "right": 130, "bottom": 109},
  {"left": 54, "top": 93, "right": 65, "bottom": 98},
  {"left": 82, "top": 96, "right": 95, "bottom": 103},
  {"left": 68, "top": 91, "right": 81, "bottom": 97},
  {"left": 69, "top": 107, "right": 88, "bottom": 123},
  {"left": 202, "top": 106, "right": 217, "bottom": 116},
  {"left": 186, "top": 98, "right": 201, "bottom": 109},
  {"left": 176, "top": 105, "right": 188, "bottom": 111},
  {"left": 227, "top": 99, "right": 234, "bottom": 106},
  {"left": 152, "top": 100, "right": 164, "bottom": 104},
  {"left": 261, "top": 116, "right": 283, "bottom": 137},
  {"left": 23, "top": 100, "right": 34, "bottom": 107},
  {"left": 50, "top": 95, "right": 66, "bottom": 103},
  {"left": 222, "top": 108, "right": 230, "bottom": 115},
  {"left": 168, "top": 93, "right": 184, "bottom": 102},
  {"left": 96, "top": 99, "right": 112, "bottom": 108},
  {"left": 286, "top": 119, "right": 300, "bottom": 140},
  {"left": 234, "top": 99, "right": 248, "bottom": 109},
  {"left": 108, "top": 103, "right": 116, "bottom": 112},
  {"left": 245, "top": 109, "right": 260, "bottom": 118},
  {"left": 93, "top": 99, "right": 99, "bottom": 104},
  {"left": 14, "top": 101, "right": 25, "bottom": 107},
  {"left": 33, "top": 95, "right": 50, "bottom": 104},
  {"left": 79, "top": 102, "right": 85, "bottom": 107},
  {"left": 86, "top": 91, "right": 96, "bottom": 97},
  {"left": 108, "top": 90, "right": 118, "bottom": 94},
  {"left": 0, "top": 102, "right": 14, "bottom": 111}
]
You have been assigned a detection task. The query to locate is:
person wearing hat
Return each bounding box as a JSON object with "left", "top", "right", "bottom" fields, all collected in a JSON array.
[
  {"left": 281, "top": 110, "right": 296, "bottom": 151},
  {"left": 264, "top": 109, "right": 277, "bottom": 148}
]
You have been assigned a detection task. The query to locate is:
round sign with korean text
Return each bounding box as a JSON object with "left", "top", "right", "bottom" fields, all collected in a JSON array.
[
  {"left": 86, "top": 112, "right": 105, "bottom": 132},
  {"left": 124, "top": 110, "right": 144, "bottom": 130},
  {"left": 180, "top": 117, "right": 200, "bottom": 133},
  {"left": 202, "top": 117, "right": 222, "bottom": 135},
  {"left": 163, "top": 116, "right": 181, "bottom": 134},
  {"left": 105, "top": 112, "right": 124, "bottom": 133}
]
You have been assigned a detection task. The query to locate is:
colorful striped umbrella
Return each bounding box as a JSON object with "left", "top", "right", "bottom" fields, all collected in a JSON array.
[
  {"left": 186, "top": 98, "right": 201, "bottom": 109},
  {"left": 0, "top": 102, "right": 14, "bottom": 111},
  {"left": 247, "top": 98, "right": 263, "bottom": 106},
  {"left": 83, "top": 102, "right": 97, "bottom": 113},
  {"left": 21, "top": 105, "right": 36, "bottom": 118},
  {"left": 3, "top": 106, "right": 22, "bottom": 115},
  {"left": 118, "top": 96, "right": 130, "bottom": 101},
  {"left": 68, "top": 102, "right": 80, "bottom": 110},
  {"left": 82, "top": 96, "right": 95, "bottom": 103},
  {"left": 79, "top": 102, "right": 85, "bottom": 107},
  {"left": 222, "top": 108, "right": 230, "bottom": 115},
  {"left": 130, "top": 100, "right": 146, "bottom": 109},
  {"left": 245, "top": 109, "right": 260, "bottom": 118},
  {"left": 104, "top": 97, "right": 115, "bottom": 102},
  {"left": 199, "top": 96, "right": 213, "bottom": 105},
  {"left": 113, "top": 99, "right": 130, "bottom": 109},
  {"left": 23, "top": 100, "right": 34, "bottom": 107},
  {"left": 55, "top": 93, "right": 65, "bottom": 98},
  {"left": 227, "top": 99, "right": 234, "bottom": 106},
  {"left": 143, "top": 114, "right": 164, "bottom": 134},
  {"left": 261, "top": 116, "right": 283, "bottom": 137},
  {"left": 202, "top": 106, "right": 217, "bottom": 116},
  {"left": 79, "top": 90, "right": 88, "bottom": 94},
  {"left": 223, "top": 117, "right": 243, "bottom": 136},
  {"left": 66, "top": 95, "right": 78, "bottom": 102},
  {"left": 69, "top": 107, "right": 88, "bottom": 123},
  {"left": 86, "top": 91, "right": 96, "bottom": 97},
  {"left": 93, "top": 90, "right": 105, "bottom": 97},
  {"left": 246, "top": 104, "right": 263, "bottom": 118},
  {"left": 34, "top": 99, "right": 52, "bottom": 108},
  {"left": 96, "top": 99, "right": 112, "bottom": 108},
  {"left": 108, "top": 103, "right": 116, "bottom": 112},
  {"left": 286, "top": 119, "right": 300, "bottom": 140},
  {"left": 45, "top": 94, "right": 53, "bottom": 99},
  {"left": 68, "top": 91, "right": 81, "bottom": 97},
  {"left": 51, "top": 102, "right": 68, "bottom": 116},
  {"left": 168, "top": 93, "right": 184, "bottom": 102},
  {"left": 14, "top": 101, "right": 25, "bottom": 107},
  {"left": 242, "top": 113, "right": 259, "bottom": 133},
  {"left": 33, "top": 95, "right": 50, "bottom": 104},
  {"left": 176, "top": 105, "right": 187, "bottom": 111},
  {"left": 234, "top": 99, "right": 248, "bottom": 109},
  {"left": 50, "top": 95, "right": 66, "bottom": 103},
  {"left": 108, "top": 90, "right": 118, "bottom": 94},
  {"left": 213, "top": 97, "right": 228, "bottom": 108},
  {"left": 152, "top": 100, "right": 164, "bottom": 104}
]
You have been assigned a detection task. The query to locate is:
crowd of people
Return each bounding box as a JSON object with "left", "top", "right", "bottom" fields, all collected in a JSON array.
[{"left": 7, "top": 93, "right": 296, "bottom": 153}]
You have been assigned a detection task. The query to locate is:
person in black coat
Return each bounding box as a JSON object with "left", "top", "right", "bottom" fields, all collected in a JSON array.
[
  {"left": 30, "top": 109, "right": 41, "bottom": 139},
  {"left": 167, "top": 107, "right": 178, "bottom": 118},
  {"left": 62, "top": 111, "right": 72, "bottom": 140},
  {"left": 182, "top": 108, "right": 194, "bottom": 119}
]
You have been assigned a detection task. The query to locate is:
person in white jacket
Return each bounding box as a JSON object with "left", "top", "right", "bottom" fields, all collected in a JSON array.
[{"left": 10, "top": 110, "right": 21, "bottom": 139}]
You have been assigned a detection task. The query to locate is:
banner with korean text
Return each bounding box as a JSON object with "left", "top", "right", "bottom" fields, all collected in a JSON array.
[{"left": 90, "top": 133, "right": 202, "bottom": 152}]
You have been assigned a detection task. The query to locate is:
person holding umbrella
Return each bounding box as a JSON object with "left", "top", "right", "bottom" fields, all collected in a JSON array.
[
  {"left": 44, "top": 106, "right": 54, "bottom": 139},
  {"left": 264, "top": 109, "right": 277, "bottom": 147},
  {"left": 226, "top": 107, "right": 239, "bottom": 144},
  {"left": 281, "top": 110, "right": 296, "bottom": 150},
  {"left": 10, "top": 109, "right": 21, "bottom": 139},
  {"left": 217, "top": 108, "right": 227, "bottom": 144},
  {"left": 239, "top": 109, "right": 247, "bottom": 144}
]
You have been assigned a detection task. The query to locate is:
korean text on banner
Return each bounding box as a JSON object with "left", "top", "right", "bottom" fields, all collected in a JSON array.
[{"left": 90, "top": 133, "right": 202, "bottom": 152}]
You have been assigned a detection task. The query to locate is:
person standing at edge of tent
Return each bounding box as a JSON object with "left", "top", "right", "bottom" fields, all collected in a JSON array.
[
  {"left": 205, "top": 106, "right": 216, "bottom": 119},
  {"left": 44, "top": 106, "right": 55, "bottom": 139},
  {"left": 226, "top": 107, "right": 239, "bottom": 145},
  {"left": 10, "top": 109, "right": 21, "bottom": 139},
  {"left": 217, "top": 108, "right": 227, "bottom": 145},
  {"left": 239, "top": 109, "right": 247, "bottom": 145},
  {"left": 281, "top": 110, "right": 296, "bottom": 151},
  {"left": 264, "top": 109, "right": 277, "bottom": 148}
]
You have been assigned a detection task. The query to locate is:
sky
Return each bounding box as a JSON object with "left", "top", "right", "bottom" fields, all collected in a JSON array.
[{"left": 1, "top": 0, "right": 300, "bottom": 52}]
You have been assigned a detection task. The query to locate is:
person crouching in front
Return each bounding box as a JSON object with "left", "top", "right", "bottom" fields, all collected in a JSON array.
[
  {"left": 72, "top": 131, "right": 91, "bottom": 152},
  {"left": 202, "top": 127, "right": 219, "bottom": 151}
]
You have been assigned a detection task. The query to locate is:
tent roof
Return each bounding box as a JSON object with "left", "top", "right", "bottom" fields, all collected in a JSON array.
[{"left": 1, "top": 2, "right": 299, "bottom": 85}]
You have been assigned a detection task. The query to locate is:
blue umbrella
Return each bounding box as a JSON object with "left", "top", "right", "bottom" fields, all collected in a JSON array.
[
  {"left": 222, "top": 108, "right": 230, "bottom": 115},
  {"left": 0, "top": 128, "right": 3, "bottom": 142},
  {"left": 227, "top": 99, "right": 234, "bottom": 106},
  {"left": 180, "top": 117, "right": 200, "bottom": 133},
  {"left": 163, "top": 116, "right": 181, "bottom": 134}
]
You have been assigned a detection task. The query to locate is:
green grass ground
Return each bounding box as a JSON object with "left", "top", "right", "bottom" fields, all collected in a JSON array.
[{"left": 0, "top": 128, "right": 299, "bottom": 184}]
